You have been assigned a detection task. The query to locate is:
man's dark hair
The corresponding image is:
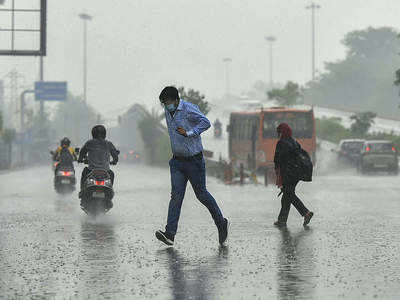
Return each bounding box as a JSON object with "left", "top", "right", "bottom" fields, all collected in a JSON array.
[
  {"left": 92, "top": 125, "right": 106, "bottom": 139},
  {"left": 159, "top": 86, "right": 179, "bottom": 103}
]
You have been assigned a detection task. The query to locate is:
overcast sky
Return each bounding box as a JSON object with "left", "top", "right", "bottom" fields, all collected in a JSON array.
[{"left": 1, "top": 0, "right": 400, "bottom": 117}]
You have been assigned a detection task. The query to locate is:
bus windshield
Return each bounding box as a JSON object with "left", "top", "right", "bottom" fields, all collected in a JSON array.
[{"left": 263, "top": 111, "right": 314, "bottom": 138}]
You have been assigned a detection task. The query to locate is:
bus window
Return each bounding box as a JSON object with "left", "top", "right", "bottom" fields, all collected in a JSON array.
[
  {"left": 263, "top": 112, "right": 313, "bottom": 138},
  {"left": 231, "top": 115, "right": 259, "bottom": 140}
]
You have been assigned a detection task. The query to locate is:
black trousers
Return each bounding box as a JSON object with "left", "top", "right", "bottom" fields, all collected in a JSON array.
[
  {"left": 278, "top": 181, "right": 309, "bottom": 223},
  {"left": 80, "top": 167, "right": 115, "bottom": 191}
]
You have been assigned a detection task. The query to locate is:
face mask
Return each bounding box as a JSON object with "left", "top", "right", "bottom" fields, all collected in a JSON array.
[{"left": 166, "top": 103, "right": 176, "bottom": 112}]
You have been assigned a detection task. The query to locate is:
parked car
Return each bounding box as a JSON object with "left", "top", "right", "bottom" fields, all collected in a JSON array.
[
  {"left": 358, "top": 140, "right": 398, "bottom": 174},
  {"left": 337, "top": 139, "right": 365, "bottom": 166}
]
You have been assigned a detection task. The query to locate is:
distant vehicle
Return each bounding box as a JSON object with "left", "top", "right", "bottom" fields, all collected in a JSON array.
[
  {"left": 337, "top": 139, "right": 365, "bottom": 166},
  {"left": 214, "top": 119, "right": 222, "bottom": 138},
  {"left": 358, "top": 140, "right": 398, "bottom": 174},
  {"left": 123, "top": 150, "right": 142, "bottom": 164},
  {"left": 228, "top": 107, "right": 316, "bottom": 180}
]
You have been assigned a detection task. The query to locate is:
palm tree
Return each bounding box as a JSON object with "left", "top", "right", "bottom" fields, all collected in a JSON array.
[{"left": 137, "top": 107, "right": 164, "bottom": 164}]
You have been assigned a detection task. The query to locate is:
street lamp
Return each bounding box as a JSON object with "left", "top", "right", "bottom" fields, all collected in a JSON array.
[
  {"left": 306, "top": 2, "right": 321, "bottom": 81},
  {"left": 222, "top": 58, "right": 232, "bottom": 98},
  {"left": 265, "top": 36, "right": 276, "bottom": 86},
  {"left": 78, "top": 13, "right": 93, "bottom": 102}
]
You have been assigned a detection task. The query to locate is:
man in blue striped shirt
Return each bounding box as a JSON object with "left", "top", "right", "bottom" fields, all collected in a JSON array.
[{"left": 155, "top": 86, "right": 229, "bottom": 246}]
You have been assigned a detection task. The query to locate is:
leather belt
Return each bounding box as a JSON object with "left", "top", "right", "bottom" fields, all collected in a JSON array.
[{"left": 173, "top": 152, "right": 203, "bottom": 162}]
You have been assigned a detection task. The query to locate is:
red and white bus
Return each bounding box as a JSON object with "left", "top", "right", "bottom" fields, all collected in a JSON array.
[{"left": 228, "top": 107, "right": 316, "bottom": 175}]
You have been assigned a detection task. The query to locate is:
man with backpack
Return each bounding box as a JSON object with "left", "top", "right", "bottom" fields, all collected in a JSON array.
[{"left": 273, "top": 123, "right": 314, "bottom": 227}]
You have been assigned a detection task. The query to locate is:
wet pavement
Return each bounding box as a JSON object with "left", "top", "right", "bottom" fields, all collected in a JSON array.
[{"left": 1, "top": 164, "right": 400, "bottom": 299}]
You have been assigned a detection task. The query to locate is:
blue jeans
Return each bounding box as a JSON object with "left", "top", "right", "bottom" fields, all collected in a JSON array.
[{"left": 165, "top": 156, "right": 225, "bottom": 236}]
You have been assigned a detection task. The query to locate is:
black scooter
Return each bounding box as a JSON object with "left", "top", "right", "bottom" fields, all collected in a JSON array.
[{"left": 79, "top": 159, "right": 117, "bottom": 216}]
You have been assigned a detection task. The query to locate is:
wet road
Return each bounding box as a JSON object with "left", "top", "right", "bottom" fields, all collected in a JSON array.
[{"left": 1, "top": 164, "right": 400, "bottom": 299}]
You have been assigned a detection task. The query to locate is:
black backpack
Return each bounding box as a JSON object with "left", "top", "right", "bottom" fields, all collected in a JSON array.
[{"left": 283, "top": 140, "right": 313, "bottom": 182}]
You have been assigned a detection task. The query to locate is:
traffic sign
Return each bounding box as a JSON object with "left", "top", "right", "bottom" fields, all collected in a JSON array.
[{"left": 35, "top": 81, "right": 67, "bottom": 101}]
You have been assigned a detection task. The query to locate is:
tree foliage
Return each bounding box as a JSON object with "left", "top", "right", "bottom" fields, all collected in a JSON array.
[
  {"left": 137, "top": 106, "right": 170, "bottom": 165},
  {"left": 178, "top": 87, "right": 211, "bottom": 115},
  {"left": 52, "top": 94, "right": 101, "bottom": 146},
  {"left": 0, "top": 110, "right": 3, "bottom": 133},
  {"left": 350, "top": 111, "right": 377, "bottom": 136},
  {"left": 316, "top": 117, "right": 351, "bottom": 144},
  {"left": 267, "top": 81, "right": 301, "bottom": 106},
  {"left": 304, "top": 27, "right": 400, "bottom": 118}
]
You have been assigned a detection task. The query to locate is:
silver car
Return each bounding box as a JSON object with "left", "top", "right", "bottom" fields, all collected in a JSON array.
[{"left": 359, "top": 140, "right": 398, "bottom": 174}]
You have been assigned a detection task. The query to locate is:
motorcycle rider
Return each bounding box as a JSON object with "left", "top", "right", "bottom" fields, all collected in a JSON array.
[
  {"left": 77, "top": 125, "right": 119, "bottom": 207},
  {"left": 214, "top": 118, "right": 222, "bottom": 129},
  {"left": 53, "top": 137, "right": 77, "bottom": 172},
  {"left": 213, "top": 118, "right": 222, "bottom": 138}
]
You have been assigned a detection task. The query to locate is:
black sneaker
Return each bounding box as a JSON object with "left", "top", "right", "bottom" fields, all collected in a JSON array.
[
  {"left": 218, "top": 218, "right": 230, "bottom": 245},
  {"left": 303, "top": 211, "right": 314, "bottom": 226},
  {"left": 155, "top": 230, "right": 174, "bottom": 246},
  {"left": 274, "top": 221, "right": 287, "bottom": 227}
]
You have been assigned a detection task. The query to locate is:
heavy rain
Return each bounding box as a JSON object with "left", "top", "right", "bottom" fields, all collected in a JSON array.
[{"left": 1, "top": 1, "right": 400, "bottom": 299}]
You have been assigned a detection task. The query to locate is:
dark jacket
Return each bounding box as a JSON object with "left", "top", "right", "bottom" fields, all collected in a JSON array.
[
  {"left": 274, "top": 137, "right": 301, "bottom": 185},
  {"left": 78, "top": 138, "right": 118, "bottom": 170}
]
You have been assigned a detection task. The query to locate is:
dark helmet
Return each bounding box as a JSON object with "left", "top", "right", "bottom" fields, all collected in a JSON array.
[
  {"left": 92, "top": 125, "right": 106, "bottom": 139},
  {"left": 60, "top": 137, "right": 71, "bottom": 147},
  {"left": 159, "top": 86, "right": 179, "bottom": 103}
]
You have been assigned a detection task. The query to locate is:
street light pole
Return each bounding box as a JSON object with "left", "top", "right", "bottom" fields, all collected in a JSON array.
[
  {"left": 78, "top": 13, "right": 92, "bottom": 102},
  {"left": 306, "top": 2, "right": 320, "bottom": 81},
  {"left": 222, "top": 57, "right": 232, "bottom": 97},
  {"left": 265, "top": 36, "right": 276, "bottom": 86}
]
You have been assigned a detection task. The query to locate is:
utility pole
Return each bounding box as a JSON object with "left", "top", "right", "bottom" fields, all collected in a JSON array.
[
  {"left": 306, "top": 2, "right": 321, "bottom": 81},
  {"left": 39, "top": 56, "right": 44, "bottom": 118},
  {"left": 222, "top": 57, "right": 232, "bottom": 98},
  {"left": 3, "top": 69, "right": 26, "bottom": 130},
  {"left": 265, "top": 36, "right": 276, "bottom": 86},
  {"left": 78, "top": 13, "right": 92, "bottom": 102}
]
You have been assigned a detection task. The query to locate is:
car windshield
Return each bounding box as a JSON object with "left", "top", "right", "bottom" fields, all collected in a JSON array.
[
  {"left": 263, "top": 111, "right": 313, "bottom": 138},
  {"left": 342, "top": 142, "right": 364, "bottom": 151},
  {"left": 367, "top": 143, "right": 394, "bottom": 153}
]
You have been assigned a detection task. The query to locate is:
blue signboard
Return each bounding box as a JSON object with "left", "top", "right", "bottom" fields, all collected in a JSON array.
[{"left": 35, "top": 81, "right": 67, "bottom": 101}]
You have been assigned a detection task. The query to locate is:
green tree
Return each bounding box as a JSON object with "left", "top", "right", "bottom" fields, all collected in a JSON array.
[
  {"left": 52, "top": 94, "right": 101, "bottom": 145},
  {"left": 304, "top": 27, "right": 400, "bottom": 118},
  {"left": 267, "top": 81, "right": 301, "bottom": 106},
  {"left": 350, "top": 111, "right": 377, "bottom": 136},
  {"left": 137, "top": 107, "right": 169, "bottom": 164},
  {"left": 0, "top": 110, "right": 3, "bottom": 133},
  {"left": 178, "top": 87, "right": 211, "bottom": 115}
]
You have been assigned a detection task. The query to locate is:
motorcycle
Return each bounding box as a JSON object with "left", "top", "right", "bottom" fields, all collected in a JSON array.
[
  {"left": 80, "top": 159, "right": 117, "bottom": 216},
  {"left": 54, "top": 166, "right": 76, "bottom": 194},
  {"left": 214, "top": 126, "right": 222, "bottom": 138},
  {"left": 50, "top": 150, "right": 77, "bottom": 194}
]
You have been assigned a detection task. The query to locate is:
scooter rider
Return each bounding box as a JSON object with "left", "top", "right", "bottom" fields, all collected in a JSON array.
[
  {"left": 53, "top": 137, "right": 77, "bottom": 171},
  {"left": 78, "top": 125, "right": 119, "bottom": 204}
]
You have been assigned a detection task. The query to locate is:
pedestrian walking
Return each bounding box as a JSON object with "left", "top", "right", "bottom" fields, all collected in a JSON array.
[
  {"left": 273, "top": 123, "right": 314, "bottom": 227},
  {"left": 155, "top": 86, "right": 229, "bottom": 246}
]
